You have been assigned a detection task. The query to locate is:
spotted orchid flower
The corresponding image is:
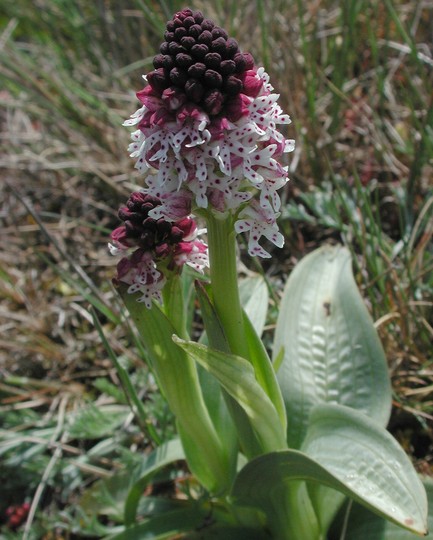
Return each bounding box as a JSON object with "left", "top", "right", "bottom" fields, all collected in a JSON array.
[
  {"left": 123, "top": 8, "right": 294, "bottom": 257},
  {"left": 110, "top": 192, "right": 208, "bottom": 307}
]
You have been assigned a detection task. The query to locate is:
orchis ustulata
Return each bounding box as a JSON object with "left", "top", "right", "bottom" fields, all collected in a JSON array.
[
  {"left": 120, "top": 7, "right": 294, "bottom": 363},
  {"left": 107, "top": 8, "right": 428, "bottom": 540}
]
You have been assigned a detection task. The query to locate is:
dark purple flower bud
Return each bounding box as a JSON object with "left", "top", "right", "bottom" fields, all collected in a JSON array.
[
  {"left": 170, "top": 226, "right": 184, "bottom": 242},
  {"left": 154, "top": 54, "right": 174, "bottom": 70},
  {"left": 164, "top": 31, "right": 175, "bottom": 42},
  {"left": 185, "top": 78, "right": 204, "bottom": 102},
  {"left": 168, "top": 41, "right": 184, "bottom": 55},
  {"left": 226, "top": 37, "right": 239, "bottom": 57},
  {"left": 147, "top": 69, "right": 168, "bottom": 92},
  {"left": 243, "top": 52, "right": 255, "bottom": 69},
  {"left": 204, "top": 52, "right": 221, "bottom": 69},
  {"left": 181, "top": 36, "right": 196, "bottom": 49},
  {"left": 201, "top": 19, "right": 214, "bottom": 31},
  {"left": 183, "top": 16, "right": 195, "bottom": 28},
  {"left": 170, "top": 67, "right": 188, "bottom": 87},
  {"left": 174, "top": 26, "right": 187, "bottom": 40},
  {"left": 220, "top": 59, "right": 236, "bottom": 75},
  {"left": 211, "top": 37, "right": 227, "bottom": 56},
  {"left": 234, "top": 52, "right": 247, "bottom": 72},
  {"left": 212, "top": 27, "right": 228, "bottom": 40},
  {"left": 172, "top": 17, "right": 183, "bottom": 28},
  {"left": 175, "top": 8, "right": 192, "bottom": 19},
  {"left": 204, "top": 89, "right": 224, "bottom": 115},
  {"left": 153, "top": 54, "right": 165, "bottom": 68},
  {"left": 191, "top": 43, "right": 209, "bottom": 59},
  {"left": 188, "top": 24, "right": 202, "bottom": 38},
  {"left": 176, "top": 53, "right": 193, "bottom": 68},
  {"left": 166, "top": 20, "right": 175, "bottom": 32},
  {"left": 192, "top": 10, "right": 204, "bottom": 23},
  {"left": 160, "top": 42, "right": 169, "bottom": 55},
  {"left": 188, "top": 62, "right": 206, "bottom": 78},
  {"left": 204, "top": 69, "right": 223, "bottom": 88},
  {"left": 156, "top": 219, "right": 172, "bottom": 236},
  {"left": 198, "top": 30, "right": 213, "bottom": 45},
  {"left": 224, "top": 75, "right": 243, "bottom": 95},
  {"left": 143, "top": 216, "right": 157, "bottom": 230}
]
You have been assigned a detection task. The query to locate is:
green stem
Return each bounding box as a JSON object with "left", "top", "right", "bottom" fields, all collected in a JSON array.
[
  {"left": 162, "top": 273, "right": 188, "bottom": 339},
  {"left": 206, "top": 212, "right": 249, "bottom": 360},
  {"left": 205, "top": 212, "right": 266, "bottom": 458},
  {"left": 269, "top": 482, "right": 322, "bottom": 540}
]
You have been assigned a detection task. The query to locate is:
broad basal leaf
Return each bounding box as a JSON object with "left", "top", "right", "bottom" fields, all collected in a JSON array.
[
  {"left": 335, "top": 477, "right": 433, "bottom": 539},
  {"left": 301, "top": 404, "right": 427, "bottom": 536},
  {"left": 273, "top": 245, "right": 392, "bottom": 449}
]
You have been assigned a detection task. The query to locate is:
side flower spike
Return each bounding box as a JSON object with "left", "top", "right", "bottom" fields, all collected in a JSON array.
[{"left": 109, "top": 192, "right": 208, "bottom": 308}]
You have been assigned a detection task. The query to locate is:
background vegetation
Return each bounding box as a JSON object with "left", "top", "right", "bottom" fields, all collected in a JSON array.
[{"left": 0, "top": 0, "right": 432, "bottom": 537}]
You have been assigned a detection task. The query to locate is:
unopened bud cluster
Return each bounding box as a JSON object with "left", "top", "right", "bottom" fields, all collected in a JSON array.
[
  {"left": 110, "top": 191, "right": 207, "bottom": 307},
  {"left": 148, "top": 8, "right": 254, "bottom": 118}
]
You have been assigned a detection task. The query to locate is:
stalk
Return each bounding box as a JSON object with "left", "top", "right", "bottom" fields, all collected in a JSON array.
[
  {"left": 269, "top": 482, "right": 322, "bottom": 540},
  {"left": 206, "top": 211, "right": 249, "bottom": 360}
]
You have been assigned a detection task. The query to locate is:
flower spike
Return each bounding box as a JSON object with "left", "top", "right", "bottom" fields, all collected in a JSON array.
[
  {"left": 110, "top": 191, "right": 208, "bottom": 307},
  {"left": 122, "top": 8, "right": 294, "bottom": 258}
]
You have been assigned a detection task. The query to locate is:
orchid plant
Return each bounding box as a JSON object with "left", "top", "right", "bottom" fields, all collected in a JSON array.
[{"left": 107, "top": 8, "right": 428, "bottom": 539}]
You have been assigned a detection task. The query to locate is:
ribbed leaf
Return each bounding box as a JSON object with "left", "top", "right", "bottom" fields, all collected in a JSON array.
[
  {"left": 273, "top": 245, "right": 392, "bottom": 449},
  {"left": 336, "top": 478, "right": 433, "bottom": 539},
  {"left": 302, "top": 404, "right": 427, "bottom": 536},
  {"left": 232, "top": 443, "right": 426, "bottom": 540}
]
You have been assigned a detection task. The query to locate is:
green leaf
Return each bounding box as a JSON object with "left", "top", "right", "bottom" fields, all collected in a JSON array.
[
  {"left": 110, "top": 504, "right": 269, "bottom": 540},
  {"left": 174, "top": 338, "right": 287, "bottom": 454},
  {"left": 243, "top": 311, "right": 287, "bottom": 432},
  {"left": 301, "top": 404, "right": 427, "bottom": 536},
  {"left": 186, "top": 524, "right": 271, "bottom": 539},
  {"left": 120, "top": 287, "right": 232, "bottom": 494},
  {"left": 239, "top": 275, "right": 269, "bottom": 337},
  {"left": 273, "top": 245, "right": 392, "bottom": 449},
  {"left": 124, "top": 438, "right": 185, "bottom": 525},
  {"left": 335, "top": 477, "right": 433, "bottom": 539},
  {"left": 232, "top": 444, "right": 426, "bottom": 540}
]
